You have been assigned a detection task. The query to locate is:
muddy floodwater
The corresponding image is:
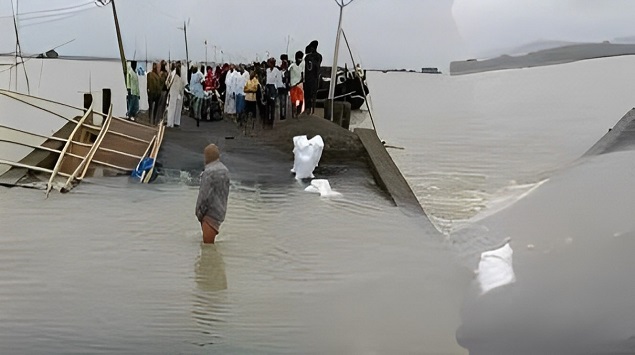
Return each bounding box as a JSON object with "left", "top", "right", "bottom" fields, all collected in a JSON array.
[{"left": 2, "top": 55, "right": 635, "bottom": 354}]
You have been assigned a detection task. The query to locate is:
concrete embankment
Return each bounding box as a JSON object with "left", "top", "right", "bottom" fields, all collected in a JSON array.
[
  {"left": 583, "top": 108, "right": 635, "bottom": 157},
  {"left": 450, "top": 42, "right": 635, "bottom": 75},
  {"left": 156, "top": 113, "right": 431, "bottom": 221}
]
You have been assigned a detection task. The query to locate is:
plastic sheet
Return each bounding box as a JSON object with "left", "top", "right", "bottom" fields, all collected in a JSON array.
[
  {"left": 291, "top": 135, "right": 324, "bottom": 179},
  {"left": 477, "top": 242, "right": 516, "bottom": 295},
  {"left": 304, "top": 179, "right": 342, "bottom": 197}
]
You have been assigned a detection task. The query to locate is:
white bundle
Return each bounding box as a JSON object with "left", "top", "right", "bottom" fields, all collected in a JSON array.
[
  {"left": 291, "top": 135, "right": 324, "bottom": 179},
  {"left": 304, "top": 179, "right": 342, "bottom": 197},
  {"left": 477, "top": 242, "right": 516, "bottom": 295}
]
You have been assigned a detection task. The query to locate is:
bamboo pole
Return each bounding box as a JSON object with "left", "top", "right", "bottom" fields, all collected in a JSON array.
[
  {"left": 61, "top": 105, "right": 111, "bottom": 191},
  {"left": 78, "top": 105, "right": 114, "bottom": 180},
  {"left": 0, "top": 159, "right": 71, "bottom": 177},
  {"left": 110, "top": 0, "right": 128, "bottom": 88},
  {"left": 46, "top": 104, "right": 92, "bottom": 197},
  {"left": 142, "top": 120, "right": 165, "bottom": 183}
]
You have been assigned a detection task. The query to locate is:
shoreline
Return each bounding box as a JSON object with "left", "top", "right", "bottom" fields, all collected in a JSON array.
[{"left": 450, "top": 42, "right": 635, "bottom": 75}]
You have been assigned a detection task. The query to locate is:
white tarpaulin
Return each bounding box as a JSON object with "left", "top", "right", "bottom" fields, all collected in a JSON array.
[
  {"left": 304, "top": 179, "right": 342, "bottom": 197},
  {"left": 477, "top": 242, "right": 516, "bottom": 295},
  {"left": 291, "top": 135, "right": 323, "bottom": 180}
]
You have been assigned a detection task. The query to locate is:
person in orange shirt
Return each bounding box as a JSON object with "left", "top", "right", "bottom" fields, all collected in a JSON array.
[{"left": 289, "top": 51, "right": 305, "bottom": 117}]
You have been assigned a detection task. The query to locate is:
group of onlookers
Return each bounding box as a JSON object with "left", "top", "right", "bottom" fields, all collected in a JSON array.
[
  {"left": 124, "top": 39, "right": 323, "bottom": 131},
  {"left": 126, "top": 59, "right": 186, "bottom": 128}
]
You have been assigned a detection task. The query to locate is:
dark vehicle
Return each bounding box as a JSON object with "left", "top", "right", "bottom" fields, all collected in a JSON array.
[{"left": 315, "top": 65, "right": 369, "bottom": 110}]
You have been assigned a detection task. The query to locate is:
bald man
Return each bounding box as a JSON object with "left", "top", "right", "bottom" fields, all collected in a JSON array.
[{"left": 195, "top": 144, "right": 230, "bottom": 243}]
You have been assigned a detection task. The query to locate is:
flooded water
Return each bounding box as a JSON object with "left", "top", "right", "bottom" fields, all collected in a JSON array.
[
  {"left": 2, "top": 55, "right": 635, "bottom": 353},
  {"left": 367, "top": 56, "right": 635, "bottom": 231},
  {"left": 0, "top": 169, "right": 466, "bottom": 354}
]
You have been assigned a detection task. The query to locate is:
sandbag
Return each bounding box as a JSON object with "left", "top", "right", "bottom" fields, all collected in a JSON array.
[
  {"left": 477, "top": 242, "right": 516, "bottom": 295},
  {"left": 304, "top": 179, "right": 342, "bottom": 197},
  {"left": 291, "top": 135, "right": 324, "bottom": 179}
]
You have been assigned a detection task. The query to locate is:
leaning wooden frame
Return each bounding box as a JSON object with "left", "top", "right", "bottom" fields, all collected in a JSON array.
[{"left": 0, "top": 89, "right": 163, "bottom": 194}]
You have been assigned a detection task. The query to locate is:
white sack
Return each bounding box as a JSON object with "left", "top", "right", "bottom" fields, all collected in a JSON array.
[
  {"left": 477, "top": 242, "right": 516, "bottom": 295},
  {"left": 292, "top": 135, "right": 324, "bottom": 179},
  {"left": 304, "top": 179, "right": 342, "bottom": 197}
]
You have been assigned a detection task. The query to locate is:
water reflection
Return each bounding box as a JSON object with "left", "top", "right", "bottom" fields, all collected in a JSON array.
[
  {"left": 192, "top": 243, "right": 228, "bottom": 346},
  {"left": 195, "top": 243, "right": 227, "bottom": 293}
]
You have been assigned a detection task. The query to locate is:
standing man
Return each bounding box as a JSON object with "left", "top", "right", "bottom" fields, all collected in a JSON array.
[
  {"left": 155, "top": 60, "right": 170, "bottom": 122},
  {"left": 189, "top": 64, "right": 205, "bottom": 120},
  {"left": 235, "top": 65, "right": 248, "bottom": 119},
  {"left": 278, "top": 59, "right": 290, "bottom": 120},
  {"left": 126, "top": 60, "right": 140, "bottom": 121},
  {"left": 146, "top": 62, "right": 162, "bottom": 124},
  {"left": 265, "top": 58, "right": 282, "bottom": 128},
  {"left": 224, "top": 64, "right": 238, "bottom": 118},
  {"left": 166, "top": 66, "right": 185, "bottom": 128},
  {"left": 303, "top": 40, "right": 322, "bottom": 115},
  {"left": 196, "top": 144, "right": 230, "bottom": 244},
  {"left": 289, "top": 50, "right": 305, "bottom": 117}
]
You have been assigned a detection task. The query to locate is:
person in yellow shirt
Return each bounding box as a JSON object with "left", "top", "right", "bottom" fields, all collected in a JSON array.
[{"left": 243, "top": 71, "right": 259, "bottom": 124}]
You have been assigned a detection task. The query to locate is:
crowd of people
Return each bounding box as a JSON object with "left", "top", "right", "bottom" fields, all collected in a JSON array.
[{"left": 125, "top": 40, "right": 324, "bottom": 131}]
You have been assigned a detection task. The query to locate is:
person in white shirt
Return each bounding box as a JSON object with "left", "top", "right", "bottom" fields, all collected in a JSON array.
[
  {"left": 189, "top": 65, "right": 205, "bottom": 121},
  {"left": 224, "top": 64, "right": 238, "bottom": 116},
  {"left": 235, "top": 65, "right": 248, "bottom": 119},
  {"left": 288, "top": 51, "right": 305, "bottom": 117},
  {"left": 265, "top": 58, "right": 282, "bottom": 128},
  {"left": 166, "top": 66, "right": 185, "bottom": 128}
]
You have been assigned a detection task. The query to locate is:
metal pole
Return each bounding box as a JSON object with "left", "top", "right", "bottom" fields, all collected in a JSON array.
[
  {"left": 328, "top": 4, "right": 344, "bottom": 121},
  {"left": 205, "top": 40, "right": 208, "bottom": 66},
  {"left": 183, "top": 21, "right": 189, "bottom": 68},
  {"left": 111, "top": 0, "right": 127, "bottom": 87}
]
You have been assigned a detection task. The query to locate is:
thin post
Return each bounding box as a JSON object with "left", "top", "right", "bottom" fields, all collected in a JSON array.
[
  {"left": 184, "top": 21, "right": 189, "bottom": 68},
  {"left": 341, "top": 29, "right": 376, "bottom": 131},
  {"left": 110, "top": 0, "right": 127, "bottom": 87},
  {"left": 328, "top": 0, "right": 353, "bottom": 121},
  {"left": 11, "top": 0, "right": 29, "bottom": 93}
]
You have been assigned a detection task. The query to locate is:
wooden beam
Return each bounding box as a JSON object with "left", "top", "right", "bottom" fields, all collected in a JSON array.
[{"left": 0, "top": 158, "right": 71, "bottom": 177}]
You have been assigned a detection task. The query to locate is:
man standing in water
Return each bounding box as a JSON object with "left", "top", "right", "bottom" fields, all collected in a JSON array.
[
  {"left": 195, "top": 144, "right": 230, "bottom": 244},
  {"left": 303, "top": 40, "right": 322, "bottom": 115}
]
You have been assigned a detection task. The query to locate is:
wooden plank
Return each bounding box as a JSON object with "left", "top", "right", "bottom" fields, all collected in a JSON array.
[
  {"left": 142, "top": 120, "right": 165, "bottom": 183},
  {"left": 76, "top": 105, "right": 113, "bottom": 183},
  {"left": 0, "top": 167, "right": 28, "bottom": 186},
  {"left": 0, "top": 159, "right": 71, "bottom": 177},
  {"left": 99, "top": 132, "right": 148, "bottom": 156},
  {"left": 93, "top": 149, "right": 139, "bottom": 170},
  {"left": 60, "top": 143, "right": 90, "bottom": 175},
  {"left": 0, "top": 90, "right": 82, "bottom": 123},
  {"left": 0, "top": 124, "right": 67, "bottom": 143},
  {"left": 354, "top": 128, "right": 426, "bottom": 215},
  {"left": 108, "top": 118, "right": 157, "bottom": 141}
]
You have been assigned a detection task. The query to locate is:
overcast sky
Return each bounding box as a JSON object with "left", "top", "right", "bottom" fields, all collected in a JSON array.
[{"left": 2, "top": 0, "right": 635, "bottom": 70}]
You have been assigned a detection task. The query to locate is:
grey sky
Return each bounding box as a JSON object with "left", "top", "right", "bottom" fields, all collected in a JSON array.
[{"left": 1, "top": 0, "right": 635, "bottom": 70}]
